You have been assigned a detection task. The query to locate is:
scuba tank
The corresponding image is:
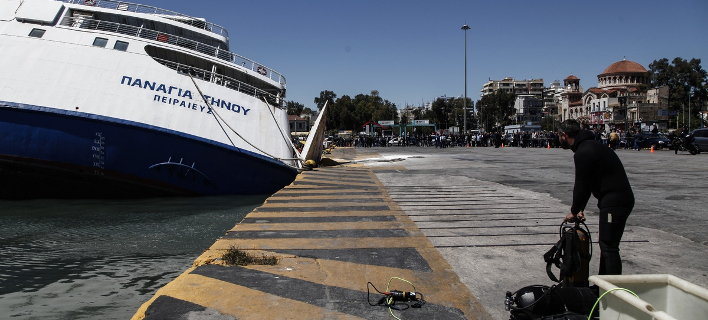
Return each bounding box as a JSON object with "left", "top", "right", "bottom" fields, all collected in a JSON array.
[
  {"left": 565, "top": 220, "right": 591, "bottom": 287},
  {"left": 504, "top": 218, "right": 596, "bottom": 319},
  {"left": 543, "top": 218, "right": 592, "bottom": 287},
  {"left": 505, "top": 285, "right": 597, "bottom": 319}
]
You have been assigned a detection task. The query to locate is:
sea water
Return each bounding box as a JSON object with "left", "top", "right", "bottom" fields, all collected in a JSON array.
[{"left": 0, "top": 195, "right": 267, "bottom": 319}]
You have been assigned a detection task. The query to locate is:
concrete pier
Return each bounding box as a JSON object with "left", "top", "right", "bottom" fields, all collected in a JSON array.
[
  {"left": 132, "top": 149, "right": 491, "bottom": 319},
  {"left": 133, "top": 146, "right": 708, "bottom": 320}
]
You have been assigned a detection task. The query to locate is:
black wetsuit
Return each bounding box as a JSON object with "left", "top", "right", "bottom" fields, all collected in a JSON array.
[{"left": 570, "top": 129, "right": 634, "bottom": 275}]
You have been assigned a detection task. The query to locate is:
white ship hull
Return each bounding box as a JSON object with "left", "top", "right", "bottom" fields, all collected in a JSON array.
[{"left": 0, "top": 0, "right": 298, "bottom": 198}]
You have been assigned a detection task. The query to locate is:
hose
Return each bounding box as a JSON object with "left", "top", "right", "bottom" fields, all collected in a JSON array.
[{"left": 587, "top": 287, "right": 639, "bottom": 320}]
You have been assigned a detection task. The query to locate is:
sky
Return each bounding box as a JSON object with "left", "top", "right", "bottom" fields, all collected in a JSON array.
[{"left": 152, "top": 0, "right": 707, "bottom": 112}]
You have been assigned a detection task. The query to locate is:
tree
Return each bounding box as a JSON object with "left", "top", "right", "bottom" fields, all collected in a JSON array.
[
  {"left": 302, "top": 107, "right": 316, "bottom": 117},
  {"left": 648, "top": 57, "right": 707, "bottom": 129},
  {"left": 314, "top": 90, "right": 399, "bottom": 132},
  {"left": 314, "top": 90, "right": 337, "bottom": 111},
  {"left": 541, "top": 115, "right": 560, "bottom": 131},
  {"left": 430, "top": 98, "right": 452, "bottom": 129},
  {"left": 285, "top": 100, "right": 304, "bottom": 115},
  {"left": 476, "top": 91, "right": 516, "bottom": 130},
  {"left": 335, "top": 95, "right": 356, "bottom": 131},
  {"left": 450, "top": 97, "right": 473, "bottom": 130},
  {"left": 400, "top": 113, "right": 409, "bottom": 127}
]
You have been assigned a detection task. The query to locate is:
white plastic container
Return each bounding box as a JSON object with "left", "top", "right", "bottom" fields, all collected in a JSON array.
[{"left": 589, "top": 274, "right": 708, "bottom": 320}]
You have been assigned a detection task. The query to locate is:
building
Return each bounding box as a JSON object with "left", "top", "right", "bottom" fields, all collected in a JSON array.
[
  {"left": 399, "top": 105, "right": 416, "bottom": 122},
  {"left": 288, "top": 115, "right": 308, "bottom": 133},
  {"left": 481, "top": 77, "right": 544, "bottom": 97},
  {"left": 543, "top": 80, "right": 563, "bottom": 117},
  {"left": 581, "top": 58, "right": 649, "bottom": 130},
  {"left": 513, "top": 94, "right": 544, "bottom": 125},
  {"left": 559, "top": 74, "right": 584, "bottom": 122}
]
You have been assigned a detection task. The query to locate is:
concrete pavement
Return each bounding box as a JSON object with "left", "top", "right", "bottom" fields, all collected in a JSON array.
[
  {"left": 132, "top": 145, "right": 707, "bottom": 320},
  {"left": 352, "top": 145, "right": 708, "bottom": 320}
]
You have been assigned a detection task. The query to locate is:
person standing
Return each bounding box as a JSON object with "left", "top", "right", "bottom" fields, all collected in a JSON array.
[
  {"left": 609, "top": 129, "right": 619, "bottom": 150},
  {"left": 558, "top": 120, "right": 635, "bottom": 275},
  {"left": 634, "top": 130, "right": 644, "bottom": 151},
  {"left": 625, "top": 130, "right": 634, "bottom": 150}
]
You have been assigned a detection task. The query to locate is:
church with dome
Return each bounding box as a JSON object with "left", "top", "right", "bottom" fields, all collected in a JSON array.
[{"left": 560, "top": 58, "right": 651, "bottom": 131}]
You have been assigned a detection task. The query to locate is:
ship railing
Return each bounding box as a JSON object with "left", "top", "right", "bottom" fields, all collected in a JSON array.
[
  {"left": 56, "top": 0, "right": 229, "bottom": 40},
  {"left": 59, "top": 16, "right": 285, "bottom": 86},
  {"left": 152, "top": 58, "right": 284, "bottom": 109}
]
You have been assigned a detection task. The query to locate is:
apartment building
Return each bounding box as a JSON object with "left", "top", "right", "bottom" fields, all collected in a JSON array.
[{"left": 480, "top": 77, "right": 544, "bottom": 97}]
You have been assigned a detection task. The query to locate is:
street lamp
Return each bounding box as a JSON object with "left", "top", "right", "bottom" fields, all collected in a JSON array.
[
  {"left": 462, "top": 24, "right": 470, "bottom": 133},
  {"left": 689, "top": 86, "right": 693, "bottom": 131}
]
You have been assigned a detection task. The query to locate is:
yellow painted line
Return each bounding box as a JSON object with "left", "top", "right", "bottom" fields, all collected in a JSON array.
[
  {"left": 229, "top": 221, "right": 417, "bottom": 231},
  {"left": 273, "top": 188, "right": 383, "bottom": 193},
  {"left": 291, "top": 180, "right": 376, "bottom": 186},
  {"left": 131, "top": 273, "right": 366, "bottom": 320},
  {"left": 277, "top": 187, "right": 384, "bottom": 191},
  {"left": 209, "top": 236, "right": 434, "bottom": 251},
  {"left": 243, "top": 251, "right": 479, "bottom": 317},
  {"left": 257, "top": 202, "right": 398, "bottom": 208},
  {"left": 268, "top": 193, "right": 384, "bottom": 197},
  {"left": 298, "top": 173, "right": 377, "bottom": 179},
  {"left": 242, "top": 210, "right": 406, "bottom": 218},
  {"left": 264, "top": 197, "right": 387, "bottom": 202}
]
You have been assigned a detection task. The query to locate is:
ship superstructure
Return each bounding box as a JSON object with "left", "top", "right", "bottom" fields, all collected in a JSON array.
[{"left": 0, "top": 0, "right": 301, "bottom": 198}]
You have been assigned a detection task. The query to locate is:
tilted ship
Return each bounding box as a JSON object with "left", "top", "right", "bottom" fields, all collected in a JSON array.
[{"left": 0, "top": 0, "right": 318, "bottom": 198}]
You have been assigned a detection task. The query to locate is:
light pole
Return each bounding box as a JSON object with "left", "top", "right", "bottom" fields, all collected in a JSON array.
[
  {"left": 688, "top": 86, "right": 692, "bottom": 130},
  {"left": 462, "top": 24, "right": 470, "bottom": 133}
]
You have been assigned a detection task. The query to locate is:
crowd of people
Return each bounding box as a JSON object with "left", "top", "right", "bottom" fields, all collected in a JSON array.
[
  {"left": 339, "top": 131, "right": 559, "bottom": 148},
  {"left": 323, "top": 125, "right": 671, "bottom": 151},
  {"left": 342, "top": 131, "right": 560, "bottom": 148}
]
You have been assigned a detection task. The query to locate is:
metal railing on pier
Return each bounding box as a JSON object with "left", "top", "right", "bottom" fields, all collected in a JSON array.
[
  {"left": 57, "top": 0, "right": 229, "bottom": 39},
  {"left": 59, "top": 16, "right": 286, "bottom": 85}
]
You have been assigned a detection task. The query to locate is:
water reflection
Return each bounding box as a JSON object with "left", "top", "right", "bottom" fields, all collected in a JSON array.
[{"left": 0, "top": 195, "right": 267, "bottom": 319}]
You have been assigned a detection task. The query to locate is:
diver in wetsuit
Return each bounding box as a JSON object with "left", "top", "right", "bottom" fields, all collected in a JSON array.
[{"left": 558, "top": 119, "right": 635, "bottom": 275}]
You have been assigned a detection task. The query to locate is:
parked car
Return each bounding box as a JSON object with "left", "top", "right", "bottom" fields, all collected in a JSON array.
[
  {"left": 692, "top": 128, "right": 708, "bottom": 152},
  {"left": 619, "top": 132, "right": 672, "bottom": 149},
  {"left": 503, "top": 133, "right": 516, "bottom": 147},
  {"left": 388, "top": 137, "right": 402, "bottom": 146},
  {"left": 640, "top": 133, "right": 672, "bottom": 149}
]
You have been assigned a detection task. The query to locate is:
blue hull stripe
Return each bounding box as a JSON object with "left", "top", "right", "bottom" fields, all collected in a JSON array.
[{"left": 0, "top": 101, "right": 298, "bottom": 196}]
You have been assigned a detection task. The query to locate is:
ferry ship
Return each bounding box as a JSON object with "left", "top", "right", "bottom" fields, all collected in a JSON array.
[{"left": 0, "top": 0, "right": 307, "bottom": 198}]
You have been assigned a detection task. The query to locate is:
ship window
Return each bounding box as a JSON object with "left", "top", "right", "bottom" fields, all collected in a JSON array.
[
  {"left": 93, "top": 37, "right": 108, "bottom": 47},
  {"left": 114, "top": 41, "right": 129, "bottom": 51},
  {"left": 28, "top": 29, "right": 46, "bottom": 38}
]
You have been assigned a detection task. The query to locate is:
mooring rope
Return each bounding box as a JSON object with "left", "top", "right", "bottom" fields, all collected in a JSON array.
[
  {"left": 187, "top": 72, "right": 281, "bottom": 161},
  {"left": 261, "top": 97, "right": 303, "bottom": 163}
]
